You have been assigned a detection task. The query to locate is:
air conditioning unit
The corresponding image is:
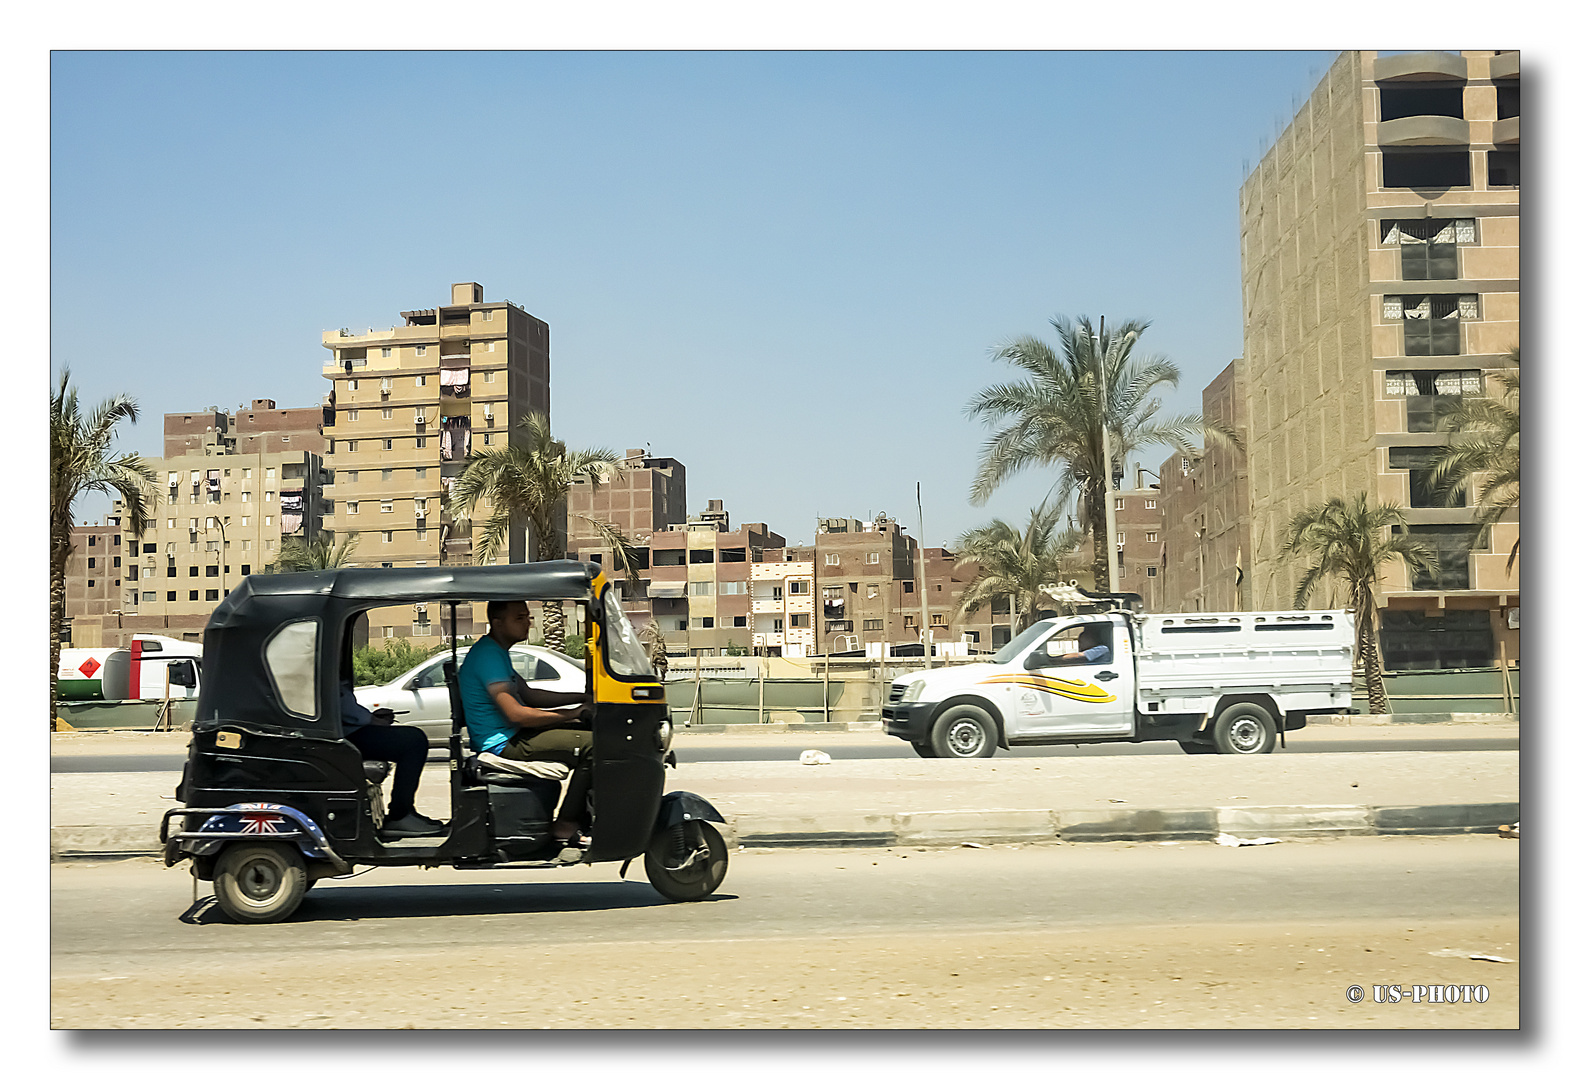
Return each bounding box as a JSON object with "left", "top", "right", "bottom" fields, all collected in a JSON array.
[
  {"left": 414, "top": 603, "right": 427, "bottom": 613},
  {"left": 414, "top": 508, "right": 426, "bottom": 519}
]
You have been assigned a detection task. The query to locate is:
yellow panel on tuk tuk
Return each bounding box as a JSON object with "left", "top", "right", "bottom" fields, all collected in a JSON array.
[{"left": 587, "top": 569, "right": 664, "bottom": 705}]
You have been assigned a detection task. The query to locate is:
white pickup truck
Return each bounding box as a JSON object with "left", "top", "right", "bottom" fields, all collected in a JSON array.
[{"left": 882, "top": 606, "right": 1354, "bottom": 757}]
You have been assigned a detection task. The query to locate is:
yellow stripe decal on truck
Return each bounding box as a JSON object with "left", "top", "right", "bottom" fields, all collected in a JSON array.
[{"left": 975, "top": 674, "right": 1117, "bottom": 703}]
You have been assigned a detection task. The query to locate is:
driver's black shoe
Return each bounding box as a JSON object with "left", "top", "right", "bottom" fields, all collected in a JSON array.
[{"left": 382, "top": 811, "right": 446, "bottom": 839}]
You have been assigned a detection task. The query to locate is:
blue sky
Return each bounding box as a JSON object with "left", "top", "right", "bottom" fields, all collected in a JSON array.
[{"left": 51, "top": 49, "right": 1337, "bottom": 546}]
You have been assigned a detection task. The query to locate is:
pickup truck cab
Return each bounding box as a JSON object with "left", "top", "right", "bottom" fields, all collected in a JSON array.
[{"left": 882, "top": 606, "right": 1354, "bottom": 757}]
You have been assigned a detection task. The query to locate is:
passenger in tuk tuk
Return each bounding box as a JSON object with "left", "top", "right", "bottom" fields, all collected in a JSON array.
[
  {"left": 340, "top": 619, "right": 446, "bottom": 839},
  {"left": 459, "top": 600, "right": 593, "bottom": 843}
]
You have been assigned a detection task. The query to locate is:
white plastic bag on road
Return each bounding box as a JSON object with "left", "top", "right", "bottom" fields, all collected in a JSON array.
[
  {"left": 1215, "top": 833, "right": 1281, "bottom": 847},
  {"left": 798, "top": 749, "right": 832, "bottom": 766}
]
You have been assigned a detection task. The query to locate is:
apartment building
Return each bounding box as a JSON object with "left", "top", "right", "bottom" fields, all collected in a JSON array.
[
  {"left": 65, "top": 401, "right": 330, "bottom": 647},
  {"left": 1065, "top": 483, "right": 1164, "bottom": 611},
  {"left": 1241, "top": 50, "right": 1519, "bottom": 669},
  {"left": 320, "top": 282, "right": 551, "bottom": 642},
  {"left": 567, "top": 448, "right": 687, "bottom": 558},
  {"left": 1156, "top": 362, "right": 1254, "bottom": 612},
  {"left": 750, "top": 547, "right": 817, "bottom": 657}
]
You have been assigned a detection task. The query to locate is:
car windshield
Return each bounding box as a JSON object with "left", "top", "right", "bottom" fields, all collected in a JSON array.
[{"left": 989, "top": 619, "right": 1059, "bottom": 665}]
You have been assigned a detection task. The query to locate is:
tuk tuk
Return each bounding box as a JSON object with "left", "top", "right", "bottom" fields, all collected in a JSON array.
[{"left": 161, "top": 561, "right": 728, "bottom": 923}]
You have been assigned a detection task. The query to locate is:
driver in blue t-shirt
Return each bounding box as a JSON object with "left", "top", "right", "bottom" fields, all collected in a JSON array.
[
  {"left": 1057, "top": 629, "right": 1111, "bottom": 666},
  {"left": 459, "top": 600, "right": 592, "bottom": 843}
]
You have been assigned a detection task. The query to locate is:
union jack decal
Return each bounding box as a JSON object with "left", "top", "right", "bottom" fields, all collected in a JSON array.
[{"left": 239, "top": 812, "right": 285, "bottom": 834}]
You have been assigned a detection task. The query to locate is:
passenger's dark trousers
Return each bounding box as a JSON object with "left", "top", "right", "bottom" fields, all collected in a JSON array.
[{"left": 347, "top": 725, "right": 430, "bottom": 819}]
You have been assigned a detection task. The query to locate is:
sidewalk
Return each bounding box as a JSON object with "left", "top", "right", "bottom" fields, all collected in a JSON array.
[{"left": 49, "top": 724, "right": 1519, "bottom": 858}]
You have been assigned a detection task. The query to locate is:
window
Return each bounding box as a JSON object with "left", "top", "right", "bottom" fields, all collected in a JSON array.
[
  {"left": 381, "top": 408, "right": 392, "bottom": 420},
  {"left": 415, "top": 435, "right": 429, "bottom": 449},
  {"left": 265, "top": 517, "right": 273, "bottom": 527},
  {"left": 241, "top": 491, "right": 250, "bottom": 502},
  {"left": 240, "top": 564, "right": 250, "bottom": 576},
  {"left": 347, "top": 410, "right": 360, "bottom": 422},
  {"left": 904, "top": 614, "right": 916, "bottom": 628},
  {"left": 824, "top": 553, "right": 840, "bottom": 566},
  {"left": 1408, "top": 525, "right": 1478, "bottom": 590},
  {"left": 1487, "top": 150, "right": 1520, "bottom": 188},
  {"left": 689, "top": 581, "right": 713, "bottom": 596},
  {"left": 382, "top": 531, "right": 393, "bottom": 543},
  {"left": 1385, "top": 295, "right": 1476, "bottom": 356},
  {"left": 1116, "top": 532, "right": 1126, "bottom": 545},
  {"left": 1388, "top": 369, "right": 1482, "bottom": 431},
  {"left": 86, "top": 579, "right": 95, "bottom": 588},
  {"left": 1146, "top": 566, "right": 1158, "bottom": 577},
  {"left": 144, "top": 543, "right": 156, "bottom": 554},
  {"left": 1379, "top": 84, "right": 1464, "bottom": 122},
  {"left": 788, "top": 580, "right": 808, "bottom": 594},
  {"left": 205, "top": 565, "right": 219, "bottom": 577},
  {"left": 1389, "top": 446, "right": 1455, "bottom": 507},
  {"left": 1382, "top": 150, "right": 1470, "bottom": 189},
  {"left": 348, "top": 379, "right": 359, "bottom": 390},
  {"left": 87, "top": 557, "right": 96, "bottom": 569},
  {"left": 863, "top": 619, "right": 883, "bottom": 631},
  {"left": 1381, "top": 218, "right": 1474, "bottom": 280},
  {"left": 188, "top": 566, "right": 198, "bottom": 577},
  {"left": 1380, "top": 609, "right": 1493, "bottom": 670},
  {"left": 347, "top": 502, "right": 359, "bottom": 515},
  {"left": 483, "top": 433, "right": 494, "bottom": 445},
  {"left": 930, "top": 613, "right": 947, "bottom": 626},
  {"left": 482, "top": 310, "right": 493, "bottom": 322},
  {"left": 1145, "top": 532, "right": 1158, "bottom": 543},
  {"left": 1496, "top": 82, "right": 1520, "bottom": 121},
  {"left": 167, "top": 591, "right": 177, "bottom": 602},
  {"left": 732, "top": 616, "right": 748, "bottom": 628},
  {"left": 1115, "top": 499, "right": 1125, "bottom": 510},
  {"left": 415, "top": 467, "right": 427, "bottom": 479},
  {"left": 719, "top": 581, "right": 746, "bottom": 595},
  {"left": 1145, "top": 499, "right": 1157, "bottom": 509},
  {"left": 240, "top": 516, "right": 250, "bottom": 527},
  {"left": 204, "top": 589, "right": 219, "bottom": 601},
  {"left": 416, "top": 374, "right": 428, "bottom": 387},
  {"left": 484, "top": 371, "right": 495, "bottom": 383},
  {"left": 380, "top": 501, "right": 394, "bottom": 513},
  {"left": 697, "top": 617, "right": 714, "bottom": 629},
  {"left": 189, "top": 590, "right": 198, "bottom": 601},
  {"left": 347, "top": 441, "right": 358, "bottom": 452},
  {"left": 381, "top": 439, "right": 394, "bottom": 451},
  {"left": 381, "top": 347, "right": 392, "bottom": 358},
  {"left": 865, "top": 551, "right": 880, "bottom": 565},
  {"left": 167, "top": 519, "right": 175, "bottom": 530},
  {"left": 415, "top": 345, "right": 427, "bottom": 356},
  {"left": 790, "top": 614, "right": 810, "bottom": 628}
]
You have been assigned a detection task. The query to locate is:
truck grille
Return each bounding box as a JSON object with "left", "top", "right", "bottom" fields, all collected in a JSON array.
[{"left": 887, "top": 684, "right": 906, "bottom": 704}]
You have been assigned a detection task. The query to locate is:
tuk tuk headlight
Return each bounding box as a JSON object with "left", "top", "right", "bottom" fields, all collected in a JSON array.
[{"left": 657, "top": 718, "right": 673, "bottom": 752}]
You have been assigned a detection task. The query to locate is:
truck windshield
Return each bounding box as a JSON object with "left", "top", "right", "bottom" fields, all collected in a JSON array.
[{"left": 990, "top": 619, "right": 1058, "bottom": 664}]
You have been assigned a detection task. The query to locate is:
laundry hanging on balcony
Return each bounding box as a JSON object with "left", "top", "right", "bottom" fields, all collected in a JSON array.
[
  {"left": 440, "top": 414, "right": 471, "bottom": 461},
  {"left": 439, "top": 367, "right": 471, "bottom": 398}
]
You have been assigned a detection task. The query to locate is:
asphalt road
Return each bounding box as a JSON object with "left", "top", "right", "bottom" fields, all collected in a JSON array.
[
  {"left": 51, "top": 733, "right": 1520, "bottom": 773},
  {"left": 50, "top": 836, "right": 1520, "bottom": 1028}
]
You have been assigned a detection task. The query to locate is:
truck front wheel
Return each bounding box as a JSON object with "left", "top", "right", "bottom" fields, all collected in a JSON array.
[
  {"left": 1213, "top": 703, "right": 1278, "bottom": 755},
  {"left": 931, "top": 706, "right": 998, "bottom": 759}
]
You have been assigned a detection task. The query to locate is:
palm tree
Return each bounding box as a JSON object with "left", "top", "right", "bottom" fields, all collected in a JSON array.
[
  {"left": 1279, "top": 492, "right": 1437, "bottom": 715},
  {"left": 967, "top": 316, "right": 1238, "bottom": 591},
  {"left": 268, "top": 531, "right": 360, "bottom": 572},
  {"left": 951, "top": 493, "right": 1083, "bottom": 635},
  {"left": 1427, "top": 345, "right": 1519, "bottom": 572},
  {"left": 50, "top": 370, "right": 156, "bottom": 722},
  {"left": 449, "top": 412, "right": 642, "bottom": 647}
]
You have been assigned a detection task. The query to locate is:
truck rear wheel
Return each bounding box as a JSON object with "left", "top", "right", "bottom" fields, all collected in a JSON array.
[
  {"left": 931, "top": 706, "right": 998, "bottom": 759},
  {"left": 1213, "top": 703, "right": 1277, "bottom": 755}
]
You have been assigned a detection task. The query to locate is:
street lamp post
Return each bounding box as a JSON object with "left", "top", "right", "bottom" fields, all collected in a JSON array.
[{"left": 206, "top": 515, "right": 229, "bottom": 598}]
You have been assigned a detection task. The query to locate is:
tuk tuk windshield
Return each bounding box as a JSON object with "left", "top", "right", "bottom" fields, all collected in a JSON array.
[{"left": 602, "top": 587, "right": 656, "bottom": 678}]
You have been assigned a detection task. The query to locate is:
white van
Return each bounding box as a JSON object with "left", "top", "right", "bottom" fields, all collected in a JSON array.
[{"left": 883, "top": 606, "right": 1354, "bottom": 757}]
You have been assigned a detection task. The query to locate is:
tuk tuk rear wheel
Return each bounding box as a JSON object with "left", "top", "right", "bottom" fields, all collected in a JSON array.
[
  {"left": 644, "top": 821, "right": 728, "bottom": 902},
  {"left": 213, "top": 842, "right": 309, "bottom": 923}
]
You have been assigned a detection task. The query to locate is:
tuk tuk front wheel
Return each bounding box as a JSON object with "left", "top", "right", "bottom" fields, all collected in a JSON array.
[
  {"left": 213, "top": 842, "right": 309, "bottom": 923},
  {"left": 644, "top": 821, "right": 728, "bottom": 902}
]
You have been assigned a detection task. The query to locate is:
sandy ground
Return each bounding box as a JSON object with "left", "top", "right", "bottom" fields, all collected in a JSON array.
[{"left": 51, "top": 914, "right": 1517, "bottom": 1029}]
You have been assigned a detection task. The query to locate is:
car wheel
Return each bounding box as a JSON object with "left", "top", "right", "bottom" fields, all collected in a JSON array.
[
  {"left": 644, "top": 821, "right": 728, "bottom": 902},
  {"left": 213, "top": 842, "right": 309, "bottom": 923},
  {"left": 931, "top": 705, "right": 998, "bottom": 759},
  {"left": 1213, "top": 703, "right": 1278, "bottom": 755}
]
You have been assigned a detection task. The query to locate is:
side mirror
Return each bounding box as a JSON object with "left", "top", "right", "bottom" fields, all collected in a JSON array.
[
  {"left": 168, "top": 659, "right": 197, "bottom": 688},
  {"left": 1024, "top": 648, "right": 1053, "bottom": 669}
]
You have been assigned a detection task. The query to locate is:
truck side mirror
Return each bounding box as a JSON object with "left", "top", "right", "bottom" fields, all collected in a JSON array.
[
  {"left": 1024, "top": 647, "right": 1053, "bottom": 669},
  {"left": 168, "top": 659, "right": 197, "bottom": 688}
]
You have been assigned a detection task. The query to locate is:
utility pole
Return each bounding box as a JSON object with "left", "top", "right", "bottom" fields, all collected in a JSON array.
[
  {"left": 1098, "top": 315, "right": 1120, "bottom": 594},
  {"left": 916, "top": 483, "right": 931, "bottom": 670}
]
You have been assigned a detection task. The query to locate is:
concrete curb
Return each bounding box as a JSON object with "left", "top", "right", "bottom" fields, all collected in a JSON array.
[{"left": 50, "top": 799, "right": 1521, "bottom": 860}]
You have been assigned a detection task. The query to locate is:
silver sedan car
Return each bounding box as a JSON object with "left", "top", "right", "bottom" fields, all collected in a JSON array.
[{"left": 353, "top": 644, "right": 587, "bottom": 747}]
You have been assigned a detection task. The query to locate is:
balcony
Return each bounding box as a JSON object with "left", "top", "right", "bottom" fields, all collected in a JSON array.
[
  {"left": 1492, "top": 116, "right": 1519, "bottom": 145},
  {"left": 1373, "top": 52, "right": 1468, "bottom": 83},
  {"left": 1489, "top": 52, "right": 1519, "bottom": 82},
  {"left": 1378, "top": 115, "right": 1471, "bottom": 147}
]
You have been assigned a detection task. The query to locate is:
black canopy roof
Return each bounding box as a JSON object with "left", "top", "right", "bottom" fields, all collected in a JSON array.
[{"left": 196, "top": 561, "right": 600, "bottom": 738}]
